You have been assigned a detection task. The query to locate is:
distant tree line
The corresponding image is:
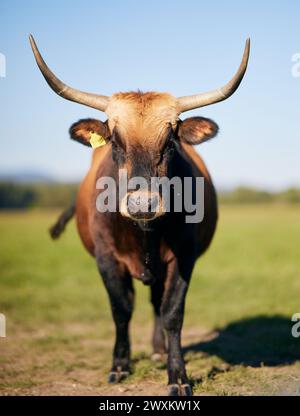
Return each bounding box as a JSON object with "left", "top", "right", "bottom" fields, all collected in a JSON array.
[
  {"left": 219, "top": 186, "right": 300, "bottom": 204},
  {"left": 0, "top": 182, "right": 78, "bottom": 209},
  {"left": 0, "top": 182, "right": 300, "bottom": 209}
]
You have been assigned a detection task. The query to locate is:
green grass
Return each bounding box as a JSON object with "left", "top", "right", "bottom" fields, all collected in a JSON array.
[{"left": 1, "top": 205, "right": 300, "bottom": 395}]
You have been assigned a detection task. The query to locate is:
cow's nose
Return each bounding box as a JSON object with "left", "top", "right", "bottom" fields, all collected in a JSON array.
[{"left": 127, "top": 192, "right": 158, "bottom": 215}]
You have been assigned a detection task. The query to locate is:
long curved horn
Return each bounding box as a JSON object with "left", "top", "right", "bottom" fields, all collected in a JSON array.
[
  {"left": 177, "top": 38, "right": 250, "bottom": 113},
  {"left": 29, "top": 35, "right": 109, "bottom": 112}
]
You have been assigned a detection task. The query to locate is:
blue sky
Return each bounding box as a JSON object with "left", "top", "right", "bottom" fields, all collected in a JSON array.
[{"left": 0, "top": 0, "right": 299, "bottom": 189}]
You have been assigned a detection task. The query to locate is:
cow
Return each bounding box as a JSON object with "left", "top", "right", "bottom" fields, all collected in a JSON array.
[{"left": 30, "top": 35, "right": 250, "bottom": 396}]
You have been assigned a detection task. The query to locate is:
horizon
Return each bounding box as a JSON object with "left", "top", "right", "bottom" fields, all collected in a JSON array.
[{"left": 0, "top": 168, "right": 299, "bottom": 192}]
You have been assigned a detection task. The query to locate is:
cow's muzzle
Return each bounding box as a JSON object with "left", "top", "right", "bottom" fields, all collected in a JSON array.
[{"left": 120, "top": 191, "right": 165, "bottom": 221}]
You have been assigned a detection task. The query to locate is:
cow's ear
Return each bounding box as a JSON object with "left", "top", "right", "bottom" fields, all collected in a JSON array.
[
  {"left": 178, "top": 117, "right": 218, "bottom": 145},
  {"left": 69, "top": 118, "right": 110, "bottom": 147}
]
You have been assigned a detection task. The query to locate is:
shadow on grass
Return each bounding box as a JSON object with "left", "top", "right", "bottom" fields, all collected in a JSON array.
[{"left": 183, "top": 315, "right": 300, "bottom": 367}]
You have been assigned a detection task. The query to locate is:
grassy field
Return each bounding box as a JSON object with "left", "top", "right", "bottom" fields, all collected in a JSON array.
[{"left": 1, "top": 205, "right": 300, "bottom": 396}]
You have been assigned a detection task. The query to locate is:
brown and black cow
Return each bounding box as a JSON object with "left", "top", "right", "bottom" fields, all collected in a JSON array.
[{"left": 30, "top": 35, "right": 250, "bottom": 396}]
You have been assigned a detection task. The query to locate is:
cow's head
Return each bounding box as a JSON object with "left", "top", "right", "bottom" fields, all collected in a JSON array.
[{"left": 29, "top": 35, "right": 250, "bottom": 222}]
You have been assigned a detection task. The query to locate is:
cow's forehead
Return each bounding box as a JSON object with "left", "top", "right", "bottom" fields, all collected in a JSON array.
[{"left": 105, "top": 92, "right": 179, "bottom": 141}]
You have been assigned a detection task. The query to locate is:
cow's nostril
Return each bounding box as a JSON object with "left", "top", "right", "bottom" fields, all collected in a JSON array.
[
  {"left": 149, "top": 196, "right": 158, "bottom": 211},
  {"left": 127, "top": 194, "right": 138, "bottom": 214}
]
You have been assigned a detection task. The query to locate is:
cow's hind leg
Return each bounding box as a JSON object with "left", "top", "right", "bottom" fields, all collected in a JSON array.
[
  {"left": 161, "top": 259, "right": 192, "bottom": 396},
  {"left": 150, "top": 279, "right": 167, "bottom": 361},
  {"left": 96, "top": 257, "right": 134, "bottom": 383}
]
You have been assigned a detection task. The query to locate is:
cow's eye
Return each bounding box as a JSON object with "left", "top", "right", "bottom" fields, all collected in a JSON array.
[
  {"left": 155, "top": 135, "right": 175, "bottom": 166},
  {"left": 163, "top": 128, "right": 176, "bottom": 152},
  {"left": 111, "top": 130, "right": 126, "bottom": 151},
  {"left": 111, "top": 131, "right": 126, "bottom": 164}
]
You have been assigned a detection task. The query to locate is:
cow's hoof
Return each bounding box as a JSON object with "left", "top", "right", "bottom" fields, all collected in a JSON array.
[
  {"left": 181, "top": 384, "right": 193, "bottom": 396},
  {"left": 168, "top": 383, "right": 193, "bottom": 396},
  {"left": 151, "top": 353, "right": 165, "bottom": 362},
  {"left": 108, "top": 369, "right": 130, "bottom": 383}
]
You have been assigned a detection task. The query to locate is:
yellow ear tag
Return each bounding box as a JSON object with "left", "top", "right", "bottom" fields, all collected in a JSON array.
[{"left": 89, "top": 132, "right": 106, "bottom": 149}]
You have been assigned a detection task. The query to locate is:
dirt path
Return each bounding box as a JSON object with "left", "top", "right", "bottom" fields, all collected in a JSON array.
[{"left": 1, "top": 323, "right": 300, "bottom": 396}]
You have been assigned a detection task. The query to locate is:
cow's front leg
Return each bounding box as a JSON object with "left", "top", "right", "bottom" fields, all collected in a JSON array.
[
  {"left": 96, "top": 255, "right": 134, "bottom": 383},
  {"left": 150, "top": 279, "right": 167, "bottom": 360},
  {"left": 161, "top": 259, "right": 192, "bottom": 396}
]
